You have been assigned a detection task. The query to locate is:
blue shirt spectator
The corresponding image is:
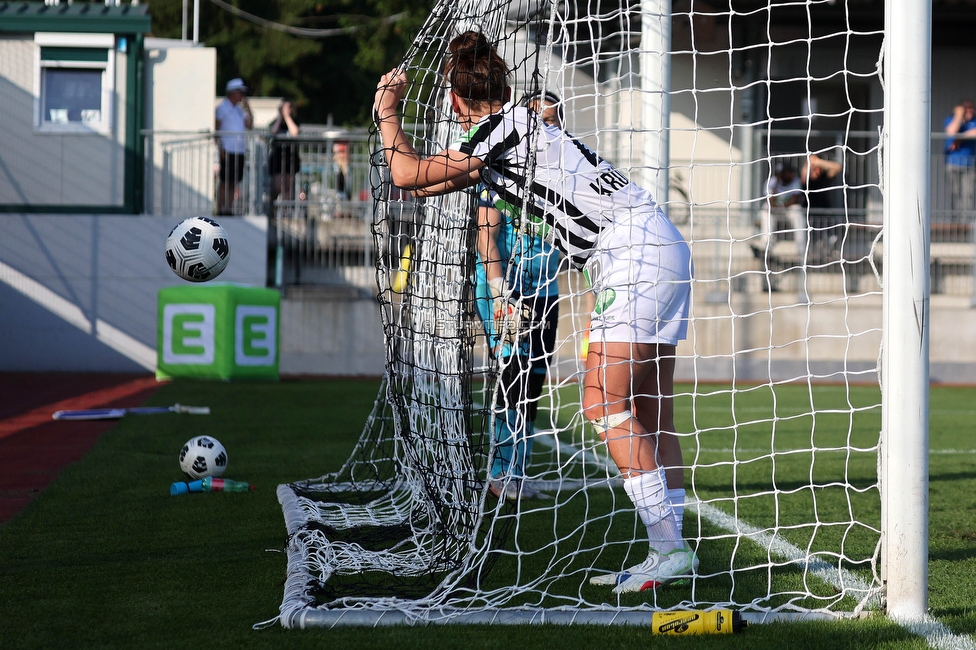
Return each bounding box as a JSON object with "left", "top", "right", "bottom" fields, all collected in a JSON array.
[
  {"left": 944, "top": 100, "right": 976, "bottom": 167},
  {"left": 943, "top": 100, "right": 976, "bottom": 220}
]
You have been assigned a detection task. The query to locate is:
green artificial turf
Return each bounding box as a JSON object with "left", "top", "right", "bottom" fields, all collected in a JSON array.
[{"left": 0, "top": 378, "right": 972, "bottom": 649}]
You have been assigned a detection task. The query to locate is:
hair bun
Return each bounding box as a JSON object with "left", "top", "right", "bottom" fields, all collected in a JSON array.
[
  {"left": 452, "top": 31, "right": 492, "bottom": 57},
  {"left": 445, "top": 31, "right": 510, "bottom": 105}
]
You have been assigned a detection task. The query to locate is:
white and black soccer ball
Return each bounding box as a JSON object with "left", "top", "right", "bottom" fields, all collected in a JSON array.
[
  {"left": 165, "top": 217, "right": 231, "bottom": 282},
  {"left": 178, "top": 435, "right": 228, "bottom": 480}
]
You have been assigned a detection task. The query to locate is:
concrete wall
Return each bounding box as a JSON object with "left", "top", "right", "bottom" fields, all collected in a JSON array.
[
  {"left": 0, "top": 214, "right": 972, "bottom": 383},
  {"left": 0, "top": 214, "right": 267, "bottom": 372},
  {"left": 145, "top": 40, "right": 216, "bottom": 133},
  {"left": 143, "top": 40, "right": 217, "bottom": 215},
  {"left": 275, "top": 271, "right": 976, "bottom": 384},
  {"left": 279, "top": 286, "right": 385, "bottom": 376},
  {"left": 0, "top": 212, "right": 386, "bottom": 377},
  {"left": 680, "top": 296, "right": 976, "bottom": 384}
]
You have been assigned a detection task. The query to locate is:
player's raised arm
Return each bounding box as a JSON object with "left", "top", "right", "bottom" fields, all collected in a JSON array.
[
  {"left": 410, "top": 170, "right": 483, "bottom": 197},
  {"left": 374, "top": 69, "right": 483, "bottom": 190}
]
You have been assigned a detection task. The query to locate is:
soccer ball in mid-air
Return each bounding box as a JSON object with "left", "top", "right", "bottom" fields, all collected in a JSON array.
[
  {"left": 165, "top": 217, "right": 230, "bottom": 282},
  {"left": 178, "top": 436, "right": 228, "bottom": 480}
]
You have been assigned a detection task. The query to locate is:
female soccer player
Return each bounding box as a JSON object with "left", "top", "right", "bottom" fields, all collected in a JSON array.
[{"left": 373, "top": 31, "right": 696, "bottom": 592}]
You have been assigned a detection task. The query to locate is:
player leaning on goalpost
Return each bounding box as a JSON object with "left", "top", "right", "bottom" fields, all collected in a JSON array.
[{"left": 373, "top": 31, "right": 697, "bottom": 591}]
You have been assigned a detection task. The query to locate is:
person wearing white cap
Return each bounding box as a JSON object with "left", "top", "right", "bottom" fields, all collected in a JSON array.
[{"left": 215, "top": 77, "right": 253, "bottom": 215}]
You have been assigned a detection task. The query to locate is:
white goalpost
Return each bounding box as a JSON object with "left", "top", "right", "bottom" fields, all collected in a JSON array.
[
  {"left": 881, "top": 0, "right": 930, "bottom": 621},
  {"left": 273, "top": 0, "right": 930, "bottom": 628}
]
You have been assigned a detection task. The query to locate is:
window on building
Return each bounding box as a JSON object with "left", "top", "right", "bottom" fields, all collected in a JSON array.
[{"left": 34, "top": 33, "right": 115, "bottom": 134}]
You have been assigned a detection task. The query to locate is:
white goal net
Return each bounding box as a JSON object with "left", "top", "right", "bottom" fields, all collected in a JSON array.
[{"left": 275, "top": 0, "right": 928, "bottom": 627}]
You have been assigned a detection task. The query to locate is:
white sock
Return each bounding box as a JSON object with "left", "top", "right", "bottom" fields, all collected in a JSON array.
[
  {"left": 623, "top": 469, "right": 683, "bottom": 554},
  {"left": 667, "top": 488, "right": 686, "bottom": 536}
]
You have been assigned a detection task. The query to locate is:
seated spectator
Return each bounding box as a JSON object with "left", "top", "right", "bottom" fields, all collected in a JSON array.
[
  {"left": 755, "top": 162, "right": 805, "bottom": 260},
  {"left": 801, "top": 154, "right": 844, "bottom": 259}
]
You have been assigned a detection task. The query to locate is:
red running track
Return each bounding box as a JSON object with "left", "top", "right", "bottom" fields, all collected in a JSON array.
[{"left": 0, "top": 373, "right": 162, "bottom": 524}]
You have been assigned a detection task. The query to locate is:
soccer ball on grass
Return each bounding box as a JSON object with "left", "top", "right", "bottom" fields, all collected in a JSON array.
[
  {"left": 179, "top": 436, "right": 228, "bottom": 480},
  {"left": 165, "top": 217, "right": 230, "bottom": 282}
]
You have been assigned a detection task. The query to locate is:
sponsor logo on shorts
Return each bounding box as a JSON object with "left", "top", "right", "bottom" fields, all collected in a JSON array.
[{"left": 594, "top": 288, "right": 616, "bottom": 314}]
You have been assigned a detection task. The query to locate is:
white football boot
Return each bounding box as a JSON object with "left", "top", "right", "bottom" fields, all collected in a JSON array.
[
  {"left": 589, "top": 552, "right": 662, "bottom": 587},
  {"left": 590, "top": 544, "right": 699, "bottom": 592},
  {"left": 489, "top": 478, "right": 551, "bottom": 501},
  {"left": 612, "top": 544, "right": 699, "bottom": 593}
]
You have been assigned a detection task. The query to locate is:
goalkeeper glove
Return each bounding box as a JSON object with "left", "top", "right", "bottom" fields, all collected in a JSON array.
[{"left": 488, "top": 277, "right": 530, "bottom": 350}]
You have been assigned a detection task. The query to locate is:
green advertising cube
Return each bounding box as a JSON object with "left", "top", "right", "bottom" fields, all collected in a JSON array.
[{"left": 157, "top": 284, "right": 280, "bottom": 381}]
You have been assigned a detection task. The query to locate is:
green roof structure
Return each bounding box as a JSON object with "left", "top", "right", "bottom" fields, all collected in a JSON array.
[{"left": 0, "top": 1, "right": 151, "bottom": 34}]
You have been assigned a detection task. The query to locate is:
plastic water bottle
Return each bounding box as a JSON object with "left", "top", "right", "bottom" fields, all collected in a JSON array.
[
  {"left": 650, "top": 610, "right": 746, "bottom": 635},
  {"left": 170, "top": 477, "right": 254, "bottom": 495},
  {"left": 202, "top": 476, "right": 253, "bottom": 492}
]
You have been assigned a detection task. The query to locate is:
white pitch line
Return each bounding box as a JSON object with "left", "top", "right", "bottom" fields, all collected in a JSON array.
[
  {"left": 534, "top": 430, "right": 975, "bottom": 649},
  {"left": 537, "top": 429, "right": 876, "bottom": 605},
  {"left": 692, "top": 500, "right": 879, "bottom": 608},
  {"left": 694, "top": 448, "right": 975, "bottom": 455},
  {"left": 892, "top": 615, "right": 976, "bottom": 650}
]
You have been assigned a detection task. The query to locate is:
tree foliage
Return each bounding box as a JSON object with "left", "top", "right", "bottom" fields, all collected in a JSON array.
[{"left": 145, "top": 0, "right": 432, "bottom": 126}]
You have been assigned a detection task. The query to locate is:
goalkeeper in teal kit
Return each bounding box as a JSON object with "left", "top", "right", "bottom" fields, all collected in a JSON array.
[{"left": 474, "top": 183, "right": 561, "bottom": 501}]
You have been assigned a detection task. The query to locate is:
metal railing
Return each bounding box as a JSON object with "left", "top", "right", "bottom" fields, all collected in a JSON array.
[
  {"left": 143, "top": 130, "right": 266, "bottom": 217},
  {"left": 143, "top": 127, "right": 378, "bottom": 290},
  {"left": 142, "top": 128, "right": 975, "bottom": 298},
  {"left": 265, "top": 130, "right": 375, "bottom": 289},
  {"left": 745, "top": 129, "right": 974, "bottom": 298}
]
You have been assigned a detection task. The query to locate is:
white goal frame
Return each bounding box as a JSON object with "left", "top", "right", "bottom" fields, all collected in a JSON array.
[
  {"left": 880, "top": 0, "right": 931, "bottom": 621},
  {"left": 273, "top": 0, "right": 933, "bottom": 627}
]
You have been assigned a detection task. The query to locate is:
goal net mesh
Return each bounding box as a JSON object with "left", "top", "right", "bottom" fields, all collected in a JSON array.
[{"left": 276, "top": 0, "right": 886, "bottom": 626}]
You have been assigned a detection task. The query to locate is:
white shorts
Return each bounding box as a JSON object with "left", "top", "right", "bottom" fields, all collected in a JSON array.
[{"left": 585, "top": 211, "right": 692, "bottom": 346}]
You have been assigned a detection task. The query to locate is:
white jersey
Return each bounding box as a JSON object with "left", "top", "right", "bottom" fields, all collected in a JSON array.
[
  {"left": 215, "top": 98, "right": 248, "bottom": 154},
  {"left": 450, "top": 103, "right": 685, "bottom": 270}
]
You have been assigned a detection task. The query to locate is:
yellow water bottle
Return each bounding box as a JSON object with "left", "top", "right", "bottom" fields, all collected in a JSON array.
[{"left": 650, "top": 610, "right": 746, "bottom": 635}]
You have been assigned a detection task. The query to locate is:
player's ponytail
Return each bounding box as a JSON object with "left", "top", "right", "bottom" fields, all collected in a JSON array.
[{"left": 445, "top": 31, "right": 509, "bottom": 106}]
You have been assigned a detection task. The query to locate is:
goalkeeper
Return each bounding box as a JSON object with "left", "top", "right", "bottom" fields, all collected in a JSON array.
[
  {"left": 475, "top": 182, "right": 560, "bottom": 501},
  {"left": 476, "top": 90, "right": 564, "bottom": 501},
  {"left": 374, "top": 30, "right": 695, "bottom": 592}
]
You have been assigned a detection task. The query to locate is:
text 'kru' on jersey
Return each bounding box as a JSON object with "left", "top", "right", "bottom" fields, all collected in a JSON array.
[{"left": 450, "top": 103, "right": 686, "bottom": 271}]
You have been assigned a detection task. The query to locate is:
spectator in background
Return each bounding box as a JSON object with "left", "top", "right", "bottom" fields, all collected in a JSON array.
[
  {"left": 800, "top": 153, "right": 844, "bottom": 259},
  {"left": 767, "top": 163, "right": 803, "bottom": 210},
  {"left": 944, "top": 99, "right": 976, "bottom": 222},
  {"left": 333, "top": 141, "right": 351, "bottom": 200},
  {"left": 215, "top": 78, "right": 253, "bottom": 215},
  {"left": 268, "top": 99, "right": 301, "bottom": 211},
  {"left": 752, "top": 162, "right": 805, "bottom": 291},
  {"left": 332, "top": 141, "right": 354, "bottom": 218},
  {"left": 756, "top": 163, "right": 804, "bottom": 254}
]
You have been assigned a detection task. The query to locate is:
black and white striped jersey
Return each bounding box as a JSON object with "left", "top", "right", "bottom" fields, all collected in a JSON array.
[{"left": 450, "top": 103, "right": 679, "bottom": 269}]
